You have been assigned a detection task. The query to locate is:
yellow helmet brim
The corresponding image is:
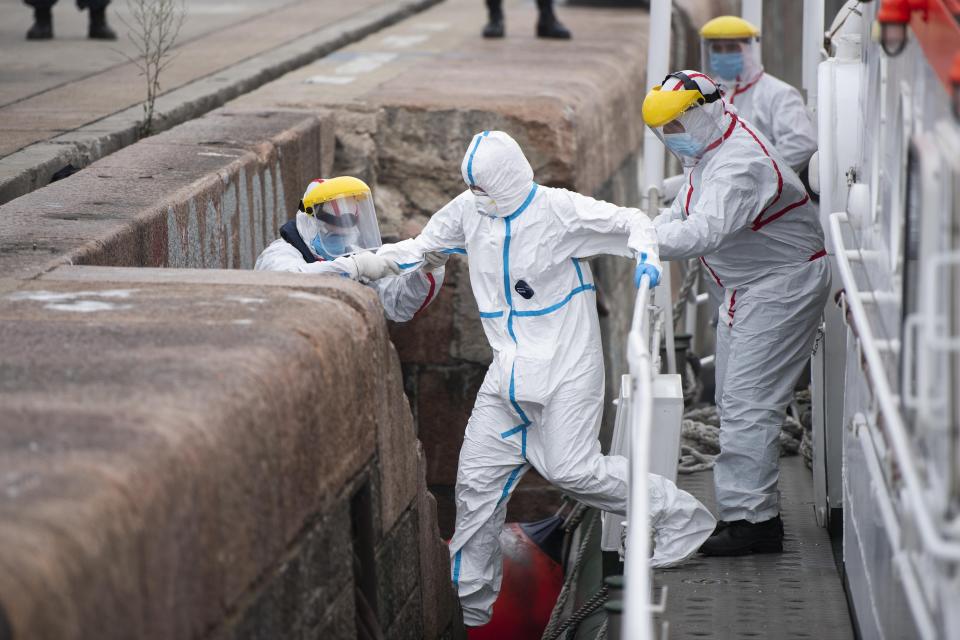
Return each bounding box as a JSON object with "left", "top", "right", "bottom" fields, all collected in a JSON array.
[
  {"left": 303, "top": 176, "right": 372, "bottom": 210},
  {"left": 700, "top": 15, "right": 760, "bottom": 40},
  {"left": 642, "top": 87, "right": 706, "bottom": 128}
]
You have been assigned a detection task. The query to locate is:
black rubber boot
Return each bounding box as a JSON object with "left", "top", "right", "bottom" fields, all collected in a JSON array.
[
  {"left": 699, "top": 515, "right": 784, "bottom": 556},
  {"left": 482, "top": 15, "right": 504, "bottom": 38},
  {"left": 483, "top": 0, "right": 504, "bottom": 39},
  {"left": 88, "top": 7, "right": 117, "bottom": 40},
  {"left": 536, "top": 0, "right": 571, "bottom": 39},
  {"left": 27, "top": 7, "right": 53, "bottom": 40}
]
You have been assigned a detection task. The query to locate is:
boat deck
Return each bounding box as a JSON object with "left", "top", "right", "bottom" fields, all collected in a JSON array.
[{"left": 655, "top": 457, "right": 856, "bottom": 639}]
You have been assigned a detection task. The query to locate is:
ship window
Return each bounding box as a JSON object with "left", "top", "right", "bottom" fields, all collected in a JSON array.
[
  {"left": 901, "top": 144, "right": 920, "bottom": 321},
  {"left": 899, "top": 144, "right": 921, "bottom": 419}
]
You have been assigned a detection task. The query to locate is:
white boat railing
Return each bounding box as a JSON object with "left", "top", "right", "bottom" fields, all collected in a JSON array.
[
  {"left": 829, "top": 211, "right": 960, "bottom": 561},
  {"left": 621, "top": 274, "right": 657, "bottom": 640}
]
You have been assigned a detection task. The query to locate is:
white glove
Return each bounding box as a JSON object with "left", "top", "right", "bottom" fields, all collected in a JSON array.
[
  {"left": 422, "top": 251, "right": 449, "bottom": 273},
  {"left": 349, "top": 251, "right": 401, "bottom": 282}
]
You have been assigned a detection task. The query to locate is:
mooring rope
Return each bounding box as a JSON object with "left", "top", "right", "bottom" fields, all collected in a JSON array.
[
  {"left": 679, "top": 390, "right": 814, "bottom": 473},
  {"left": 542, "top": 511, "right": 600, "bottom": 640}
]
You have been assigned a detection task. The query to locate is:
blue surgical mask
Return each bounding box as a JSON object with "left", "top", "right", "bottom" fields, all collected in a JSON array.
[
  {"left": 663, "top": 133, "right": 706, "bottom": 158},
  {"left": 710, "top": 51, "right": 744, "bottom": 80},
  {"left": 312, "top": 234, "right": 346, "bottom": 260}
]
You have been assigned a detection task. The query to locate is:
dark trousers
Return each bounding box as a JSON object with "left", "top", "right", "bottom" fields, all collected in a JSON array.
[
  {"left": 486, "top": 0, "right": 554, "bottom": 19},
  {"left": 25, "top": 0, "right": 110, "bottom": 9}
]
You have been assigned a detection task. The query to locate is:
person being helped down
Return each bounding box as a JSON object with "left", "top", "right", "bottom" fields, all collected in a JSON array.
[{"left": 378, "top": 130, "right": 715, "bottom": 627}]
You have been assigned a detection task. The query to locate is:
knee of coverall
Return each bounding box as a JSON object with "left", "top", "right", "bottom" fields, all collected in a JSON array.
[
  {"left": 533, "top": 452, "right": 610, "bottom": 496},
  {"left": 718, "top": 391, "right": 788, "bottom": 436}
]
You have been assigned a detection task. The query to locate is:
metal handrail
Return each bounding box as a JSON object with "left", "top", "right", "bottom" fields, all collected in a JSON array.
[
  {"left": 829, "top": 211, "right": 960, "bottom": 561},
  {"left": 622, "top": 275, "right": 656, "bottom": 640}
]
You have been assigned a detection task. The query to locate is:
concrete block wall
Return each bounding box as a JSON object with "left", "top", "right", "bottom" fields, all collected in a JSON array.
[
  {"left": 0, "top": 106, "right": 461, "bottom": 639},
  {"left": 0, "top": 109, "right": 333, "bottom": 278}
]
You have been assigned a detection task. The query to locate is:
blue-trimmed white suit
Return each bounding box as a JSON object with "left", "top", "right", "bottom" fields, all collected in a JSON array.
[{"left": 379, "top": 131, "right": 714, "bottom": 626}]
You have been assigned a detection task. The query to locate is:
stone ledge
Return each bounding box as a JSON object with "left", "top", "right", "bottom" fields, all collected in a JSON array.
[
  {"left": 0, "top": 267, "right": 433, "bottom": 640},
  {"left": 0, "top": 109, "right": 331, "bottom": 280}
]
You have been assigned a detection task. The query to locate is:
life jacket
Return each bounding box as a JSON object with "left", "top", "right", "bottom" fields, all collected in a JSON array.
[{"left": 279, "top": 219, "right": 318, "bottom": 263}]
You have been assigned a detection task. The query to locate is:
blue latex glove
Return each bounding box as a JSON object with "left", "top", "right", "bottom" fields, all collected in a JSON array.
[{"left": 634, "top": 252, "right": 662, "bottom": 288}]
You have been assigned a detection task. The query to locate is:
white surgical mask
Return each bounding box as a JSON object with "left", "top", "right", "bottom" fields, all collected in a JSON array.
[{"left": 475, "top": 194, "right": 499, "bottom": 218}]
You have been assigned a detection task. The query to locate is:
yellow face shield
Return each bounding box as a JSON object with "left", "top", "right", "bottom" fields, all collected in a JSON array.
[
  {"left": 297, "top": 176, "right": 382, "bottom": 259},
  {"left": 642, "top": 72, "right": 727, "bottom": 167},
  {"left": 642, "top": 86, "right": 708, "bottom": 128},
  {"left": 699, "top": 15, "right": 760, "bottom": 40}
]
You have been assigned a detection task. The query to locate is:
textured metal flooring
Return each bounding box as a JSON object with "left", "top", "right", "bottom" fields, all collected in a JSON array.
[{"left": 655, "top": 457, "right": 855, "bottom": 639}]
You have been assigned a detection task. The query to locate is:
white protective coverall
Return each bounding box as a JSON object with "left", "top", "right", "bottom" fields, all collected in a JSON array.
[
  {"left": 378, "top": 130, "right": 715, "bottom": 626},
  {"left": 255, "top": 213, "right": 444, "bottom": 323},
  {"left": 721, "top": 72, "right": 818, "bottom": 172},
  {"left": 651, "top": 74, "right": 831, "bottom": 523}
]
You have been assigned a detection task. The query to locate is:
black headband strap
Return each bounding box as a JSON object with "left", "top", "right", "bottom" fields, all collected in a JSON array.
[{"left": 662, "top": 72, "right": 721, "bottom": 105}]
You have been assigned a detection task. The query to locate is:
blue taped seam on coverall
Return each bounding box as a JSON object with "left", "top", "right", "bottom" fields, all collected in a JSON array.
[{"left": 466, "top": 130, "right": 491, "bottom": 186}]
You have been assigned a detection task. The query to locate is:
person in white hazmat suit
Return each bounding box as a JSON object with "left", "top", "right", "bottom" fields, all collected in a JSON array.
[
  {"left": 663, "top": 16, "right": 819, "bottom": 312},
  {"left": 255, "top": 176, "right": 447, "bottom": 322},
  {"left": 700, "top": 16, "right": 818, "bottom": 179},
  {"left": 643, "top": 71, "right": 830, "bottom": 555},
  {"left": 376, "top": 130, "right": 715, "bottom": 626}
]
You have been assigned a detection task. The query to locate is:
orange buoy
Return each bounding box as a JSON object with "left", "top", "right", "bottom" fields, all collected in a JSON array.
[{"left": 468, "top": 520, "right": 564, "bottom": 640}]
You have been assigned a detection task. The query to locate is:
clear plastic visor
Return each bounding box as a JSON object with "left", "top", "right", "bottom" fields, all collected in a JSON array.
[
  {"left": 700, "top": 38, "right": 761, "bottom": 84},
  {"left": 650, "top": 107, "right": 724, "bottom": 167},
  {"left": 308, "top": 194, "right": 381, "bottom": 258}
]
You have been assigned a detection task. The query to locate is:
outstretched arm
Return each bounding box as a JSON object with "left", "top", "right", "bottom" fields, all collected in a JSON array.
[
  {"left": 377, "top": 192, "right": 469, "bottom": 272},
  {"left": 255, "top": 239, "right": 400, "bottom": 281},
  {"left": 552, "top": 188, "right": 659, "bottom": 261},
  {"left": 255, "top": 239, "right": 355, "bottom": 276},
  {"left": 372, "top": 266, "right": 446, "bottom": 322}
]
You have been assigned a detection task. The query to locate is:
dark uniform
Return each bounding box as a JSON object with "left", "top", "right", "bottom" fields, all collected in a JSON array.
[
  {"left": 24, "top": 0, "right": 115, "bottom": 40},
  {"left": 25, "top": 0, "right": 110, "bottom": 8},
  {"left": 483, "top": 0, "right": 571, "bottom": 39}
]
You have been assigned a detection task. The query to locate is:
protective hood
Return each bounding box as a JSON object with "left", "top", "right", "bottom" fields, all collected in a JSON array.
[{"left": 461, "top": 131, "right": 535, "bottom": 218}]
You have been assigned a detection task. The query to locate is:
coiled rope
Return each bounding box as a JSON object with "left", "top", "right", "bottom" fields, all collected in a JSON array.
[{"left": 679, "top": 389, "right": 814, "bottom": 473}]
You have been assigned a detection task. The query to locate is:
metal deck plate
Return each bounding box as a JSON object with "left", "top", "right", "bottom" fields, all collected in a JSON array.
[{"left": 656, "top": 457, "right": 855, "bottom": 639}]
